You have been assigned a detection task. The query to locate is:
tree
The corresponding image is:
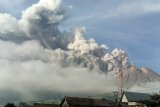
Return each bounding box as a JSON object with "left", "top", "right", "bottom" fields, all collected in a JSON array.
[
  {"left": 143, "top": 92, "right": 160, "bottom": 107},
  {"left": 150, "top": 92, "right": 160, "bottom": 106},
  {"left": 4, "top": 103, "right": 16, "bottom": 107}
]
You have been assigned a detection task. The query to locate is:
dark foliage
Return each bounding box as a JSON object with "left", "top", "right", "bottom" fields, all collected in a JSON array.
[
  {"left": 151, "top": 92, "right": 160, "bottom": 103},
  {"left": 4, "top": 103, "right": 16, "bottom": 107},
  {"left": 145, "top": 92, "right": 160, "bottom": 107}
]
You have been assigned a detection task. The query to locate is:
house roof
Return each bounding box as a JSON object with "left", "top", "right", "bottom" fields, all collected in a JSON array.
[
  {"left": 122, "top": 92, "right": 150, "bottom": 102},
  {"left": 61, "top": 96, "right": 114, "bottom": 107},
  {"left": 34, "top": 103, "right": 59, "bottom": 107}
]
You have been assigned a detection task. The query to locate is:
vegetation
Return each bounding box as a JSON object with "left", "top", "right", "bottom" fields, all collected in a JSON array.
[
  {"left": 4, "top": 103, "right": 16, "bottom": 107},
  {"left": 150, "top": 92, "right": 160, "bottom": 106},
  {"left": 151, "top": 92, "right": 160, "bottom": 103},
  {"left": 142, "top": 92, "right": 160, "bottom": 107}
]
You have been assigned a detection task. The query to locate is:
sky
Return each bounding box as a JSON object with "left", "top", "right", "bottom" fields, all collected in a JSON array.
[{"left": 0, "top": 0, "right": 159, "bottom": 73}]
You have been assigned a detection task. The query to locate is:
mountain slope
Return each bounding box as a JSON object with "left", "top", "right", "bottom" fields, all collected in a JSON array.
[{"left": 114, "top": 65, "right": 160, "bottom": 88}]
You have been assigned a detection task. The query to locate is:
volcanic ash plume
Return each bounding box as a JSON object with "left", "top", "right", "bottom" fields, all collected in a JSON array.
[
  {"left": 0, "top": 0, "right": 129, "bottom": 72},
  {"left": 0, "top": 0, "right": 119, "bottom": 103}
]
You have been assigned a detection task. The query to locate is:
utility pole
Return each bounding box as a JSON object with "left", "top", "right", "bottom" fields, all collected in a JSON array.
[
  {"left": 113, "top": 91, "right": 119, "bottom": 107},
  {"left": 112, "top": 49, "right": 127, "bottom": 103},
  {"left": 118, "top": 57, "right": 123, "bottom": 101}
]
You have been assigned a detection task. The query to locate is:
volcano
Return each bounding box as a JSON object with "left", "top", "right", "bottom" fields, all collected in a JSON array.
[{"left": 113, "top": 65, "right": 160, "bottom": 88}]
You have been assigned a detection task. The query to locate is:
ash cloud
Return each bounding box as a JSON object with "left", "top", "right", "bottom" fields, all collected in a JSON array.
[
  {"left": 0, "top": 0, "right": 159, "bottom": 105},
  {"left": 0, "top": 0, "right": 118, "bottom": 103},
  {"left": 128, "top": 81, "right": 160, "bottom": 93}
]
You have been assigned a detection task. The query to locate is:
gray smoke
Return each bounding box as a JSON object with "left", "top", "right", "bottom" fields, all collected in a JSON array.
[
  {"left": 0, "top": 0, "right": 129, "bottom": 72},
  {"left": 0, "top": 0, "right": 118, "bottom": 104}
]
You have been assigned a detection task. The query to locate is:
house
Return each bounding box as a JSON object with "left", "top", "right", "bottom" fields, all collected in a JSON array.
[
  {"left": 33, "top": 103, "right": 59, "bottom": 107},
  {"left": 19, "top": 102, "right": 33, "bottom": 107},
  {"left": 60, "top": 96, "right": 115, "bottom": 107},
  {"left": 120, "top": 91, "right": 150, "bottom": 107}
]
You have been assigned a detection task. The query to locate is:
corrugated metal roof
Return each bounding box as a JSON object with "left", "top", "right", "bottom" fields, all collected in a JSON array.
[
  {"left": 123, "top": 91, "right": 150, "bottom": 102},
  {"left": 63, "top": 96, "right": 114, "bottom": 107}
]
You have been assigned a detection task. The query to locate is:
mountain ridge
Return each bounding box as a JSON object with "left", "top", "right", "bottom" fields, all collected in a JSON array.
[{"left": 113, "top": 65, "right": 160, "bottom": 89}]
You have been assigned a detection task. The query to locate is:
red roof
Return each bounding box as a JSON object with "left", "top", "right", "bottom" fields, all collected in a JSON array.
[
  {"left": 34, "top": 103, "right": 59, "bottom": 107},
  {"left": 61, "top": 97, "right": 114, "bottom": 107}
]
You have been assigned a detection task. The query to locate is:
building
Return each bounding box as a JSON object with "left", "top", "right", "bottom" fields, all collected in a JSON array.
[
  {"left": 33, "top": 103, "right": 59, "bottom": 107},
  {"left": 120, "top": 91, "right": 150, "bottom": 107},
  {"left": 60, "top": 96, "right": 115, "bottom": 107},
  {"left": 19, "top": 102, "right": 33, "bottom": 107}
]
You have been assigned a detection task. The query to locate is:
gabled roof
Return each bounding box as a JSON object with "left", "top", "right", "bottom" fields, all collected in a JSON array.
[
  {"left": 34, "top": 103, "right": 59, "bottom": 107},
  {"left": 122, "top": 91, "right": 150, "bottom": 102},
  {"left": 61, "top": 96, "right": 114, "bottom": 107}
]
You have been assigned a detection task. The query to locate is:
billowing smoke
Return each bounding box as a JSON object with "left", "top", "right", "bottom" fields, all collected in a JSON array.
[
  {"left": 0, "top": 0, "right": 118, "bottom": 103},
  {"left": 0, "top": 0, "right": 129, "bottom": 72},
  {"left": 128, "top": 81, "right": 160, "bottom": 93},
  {"left": 0, "top": 0, "right": 159, "bottom": 105}
]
